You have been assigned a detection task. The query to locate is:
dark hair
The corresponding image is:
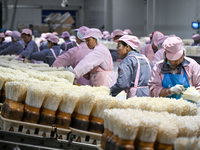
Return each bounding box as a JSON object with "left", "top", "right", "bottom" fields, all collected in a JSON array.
[
  {"left": 0, "top": 37, "right": 5, "bottom": 44},
  {"left": 120, "top": 41, "right": 134, "bottom": 50},
  {"left": 29, "top": 24, "right": 33, "bottom": 28},
  {"left": 47, "top": 40, "right": 57, "bottom": 45},
  {"left": 22, "top": 33, "right": 31, "bottom": 37}
]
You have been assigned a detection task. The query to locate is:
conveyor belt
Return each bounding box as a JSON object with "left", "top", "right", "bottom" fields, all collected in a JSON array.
[{"left": 0, "top": 129, "right": 100, "bottom": 150}]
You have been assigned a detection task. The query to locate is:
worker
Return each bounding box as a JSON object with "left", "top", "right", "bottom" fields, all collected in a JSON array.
[
  {"left": 152, "top": 35, "right": 169, "bottom": 65},
  {"left": 102, "top": 31, "right": 110, "bottom": 40},
  {"left": 60, "top": 31, "right": 77, "bottom": 51},
  {"left": 152, "top": 35, "right": 177, "bottom": 65},
  {"left": 191, "top": 33, "right": 200, "bottom": 46},
  {"left": 39, "top": 33, "right": 51, "bottom": 51},
  {"left": 123, "top": 29, "right": 133, "bottom": 35},
  {"left": 111, "top": 29, "right": 124, "bottom": 42},
  {"left": 18, "top": 29, "right": 39, "bottom": 60},
  {"left": 148, "top": 36, "right": 200, "bottom": 99},
  {"left": 0, "top": 33, "right": 12, "bottom": 51},
  {"left": 73, "top": 28, "right": 115, "bottom": 87},
  {"left": 0, "top": 31, "right": 23, "bottom": 55},
  {"left": 110, "top": 29, "right": 125, "bottom": 61},
  {"left": 139, "top": 31, "right": 164, "bottom": 63},
  {"left": 110, "top": 35, "right": 152, "bottom": 98},
  {"left": 53, "top": 26, "right": 91, "bottom": 85},
  {"left": 4, "top": 30, "right": 12, "bottom": 42},
  {"left": 30, "top": 34, "right": 64, "bottom": 66},
  {"left": 52, "top": 32, "right": 59, "bottom": 36}
]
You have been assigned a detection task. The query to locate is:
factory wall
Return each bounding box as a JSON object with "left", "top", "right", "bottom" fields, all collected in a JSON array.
[
  {"left": 112, "top": 0, "right": 145, "bottom": 37},
  {"left": 1, "top": 0, "right": 200, "bottom": 38},
  {"left": 154, "top": 0, "right": 200, "bottom": 39},
  {"left": 83, "top": 0, "right": 105, "bottom": 29}
]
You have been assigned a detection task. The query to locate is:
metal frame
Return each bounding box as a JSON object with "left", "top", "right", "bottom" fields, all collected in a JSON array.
[{"left": 0, "top": 130, "right": 99, "bottom": 150}]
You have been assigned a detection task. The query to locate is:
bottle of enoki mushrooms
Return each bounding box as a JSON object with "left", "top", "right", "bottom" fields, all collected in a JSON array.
[{"left": 2, "top": 81, "right": 27, "bottom": 121}]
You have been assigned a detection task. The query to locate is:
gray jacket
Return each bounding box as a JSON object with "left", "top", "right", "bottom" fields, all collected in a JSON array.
[{"left": 110, "top": 50, "right": 152, "bottom": 97}]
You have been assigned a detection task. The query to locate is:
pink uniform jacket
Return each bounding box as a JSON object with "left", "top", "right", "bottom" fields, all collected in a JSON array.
[
  {"left": 73, "top": 43, "right": 115, "bottom": 87},
  {"left": 152, "top": 48, "right": 165, "bottom": 65},
  {"left": 53, "top": 42, "right": 92, "bottom": 85},
  {"left": 139, "top": 44, "right": 155, "bottom": 63},
  {"left": 148, "top": 57, "right": 200, "bottom": 97}
]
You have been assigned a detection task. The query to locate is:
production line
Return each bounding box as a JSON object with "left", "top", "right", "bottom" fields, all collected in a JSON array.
[{"left": 0, "top": 55, "right": 200, "bottom": 150}]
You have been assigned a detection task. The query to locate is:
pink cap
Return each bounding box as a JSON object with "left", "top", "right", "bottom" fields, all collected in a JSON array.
[
  {"left": 75, "top": 26, "right": 89, "bottom": 36},
  {"left": 103, "top": 31, "right": 110, "bottom": 36},
  {"left": 47, "top": 34, "right": 59, "bottom": 44},
  {"left": 156, "top": 36, "right": 169, "bottom": 46},
  {"left": 162, "top": 37, "right": 184, "bottom": 60},
  {"left": 40, "top": 33, "right": 47, "bottom": 41},
  {"left": 118, "top": 35, "right": 140, "bottom": 50},
  {"left": 61, "top": 31, "right": 70, "bottom": 38},
  {"left": 0, "top": 33, "right": 5, "bottom": 38},
  {"left": 21, "top": 29, "right": 32, "bottom": 36},
  {"left": 152, "top": 31, "right": 164, "bottom": 46},
  {"left": 102, "top": 31, "right": 110, "bottom": 40},
  {"left": 144, "top": 37, "right": 150, "bottom": 43},
  {"left": 104, "top": 34, "right": 110, "bottom": 40},
  {"left": 5, "top": 30, "right": 12, "bottom": 36},
  {"left": 83, "top": 28, "right": 103, "bottom": 39},
  {"left": 111, "top": 29, "right": 124, "bottom": 38},
  {"left": 11, "top": 31, "right": 21, "bottom": 41},
  {"left": 123, "top": 29, "right": 132, "bottom": 35},
  {"left": 75, "top": 26, "right": 90, "bottom": 40},
  {"left": 52, "top": 32, "right": 59, "bottom": 36},
  {"left": 192, "top": 34, "right": 200, "bottom": 41}
]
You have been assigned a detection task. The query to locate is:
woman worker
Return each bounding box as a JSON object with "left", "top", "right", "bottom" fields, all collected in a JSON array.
[
  {"left": 30, "top": 34, "right": 64, "bottom": 66},
  {"left": 152, "top": 35, "right": 169, "bottom": 65},
  {"left": 53, "top": 26, "right": 91, "bottom": 85},
  {"left": 60, "top": 31, "right": 77, "bottom": 51},
  {"left": 73, "top": 28, "right": 115, "bottom": 87},
  {"left": 110, "top": 35, "right": 152, "bottom": 98},
  {"left": 0, "top": 33, "right": 12, "bottom": 51},
  {"left": 139, "top": 31, "right": 164, "bottom": 63},
  {"left": 0, "top": 31, "right": 23, "bottom": 55},
  {"left": 18, "top": 29, "right": 39, "bottom": 60},
  {"left": 110, "top": 29, "right": 125, "bottom": 61},
  {"left": 148, "top": 36, "right": 200, "bottom": 99}
]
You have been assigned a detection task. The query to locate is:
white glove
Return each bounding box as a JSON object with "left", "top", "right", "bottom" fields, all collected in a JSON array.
[{"left": 170, "top": 84, "right": 185, "bottom": 95}]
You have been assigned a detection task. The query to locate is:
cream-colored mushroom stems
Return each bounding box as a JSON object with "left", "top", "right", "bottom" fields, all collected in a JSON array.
[
  {"left": 25, "top": 83, "right": 48, "bottom": 108},
  {"left": 126, "top": 97, "right": 197, "bottom": 116},
  {"left": 5, "top": 81, "right": 28, "bottom": 102},
  {"left": 174, "top": 137, "right": 200, "bottom": 150},
  {"left": 42, "top": 85, "right": 63, "bottom": 111},
  {"left": 103, "top": 109, "right": 200, "bottom": 146},
  {"left": 182, "top": 86, "right": 200, "bottom": 103},
  {"left": 59, "top": 90, "right": 80, "bottom": 114}
]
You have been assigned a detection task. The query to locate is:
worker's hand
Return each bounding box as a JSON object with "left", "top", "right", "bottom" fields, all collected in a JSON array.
[
  {"left": 24, "top": 58, "right": 30, "bottom": 63},
  {"left": 170, "top": 84, "right": 185, "bottom": 95},
  {"left": 16, "top": 55, "right": 24, "bottom": 61}
]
